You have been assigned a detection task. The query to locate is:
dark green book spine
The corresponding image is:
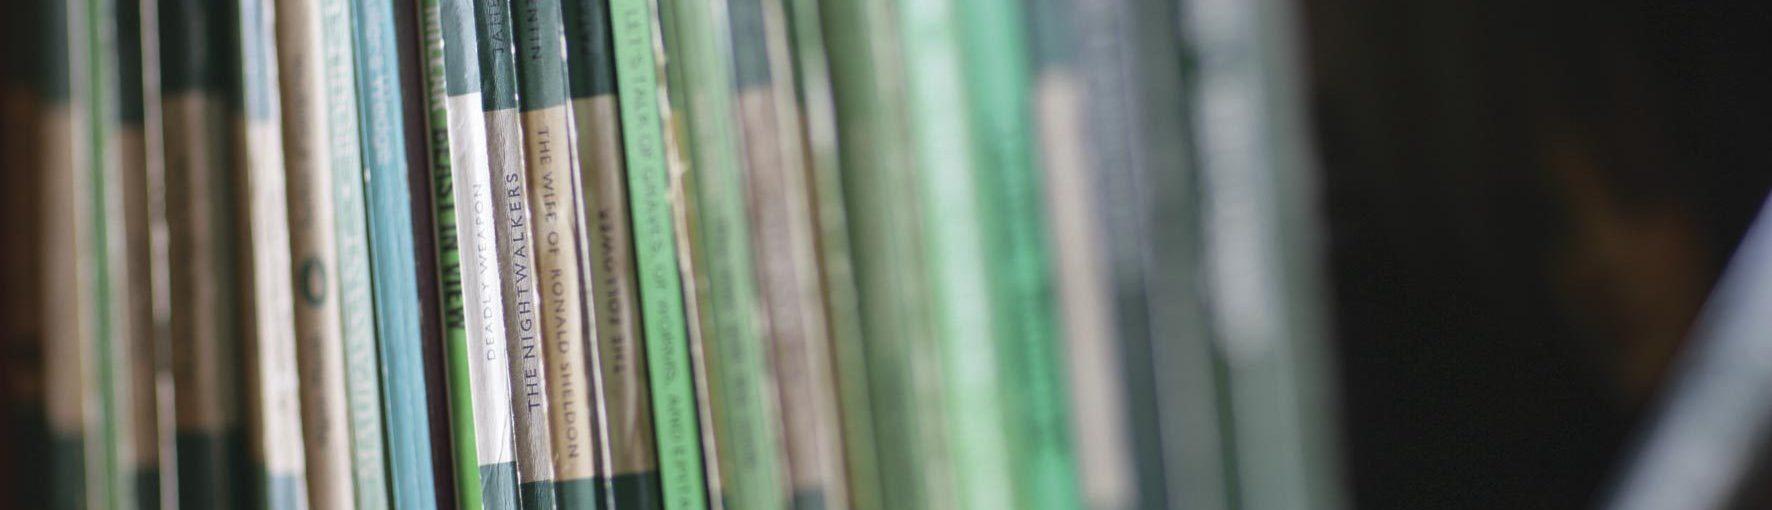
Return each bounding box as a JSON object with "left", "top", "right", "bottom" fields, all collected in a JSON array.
[
  {"left": 606, "top": 0, "right": 710, "bottom": 505},
  {"left": 352, "top": 0, "right": 441, "bottom": 504}
]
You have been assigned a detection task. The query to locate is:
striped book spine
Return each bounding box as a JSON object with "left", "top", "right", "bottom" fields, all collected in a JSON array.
[
  {"left": 472, "top": 0, "right": 561, "bottom": 507},
  {"left": 509, "top": 0, "right": 601, "bottom": 506},
  {"left": 952, "top": 0, "right": 1080, "bottom": 506},
  {"left": 228, "top": 0, "right": 310, "bottom": 505},
  {"left": 272, "top": 0, "right": 360, "bottom": 505},
  {"left": 419, "top": 0, "right": 524, "bottom": 506},
  {"left": 606, "top": 0, "right": 710, "bottom": 505},
  {"left": 351, "top": 0, "right": 442, "bottom": 503},
  {"left": 561, "top": 0, "right": 664, "bottom": 506},
  {"left": 161, "top": 0, "right": 251, "bottom": 506}
]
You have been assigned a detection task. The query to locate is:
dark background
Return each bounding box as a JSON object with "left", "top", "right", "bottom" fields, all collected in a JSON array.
[{"left": 1305, "top": 0, "right": 1772, "bottom": 507}]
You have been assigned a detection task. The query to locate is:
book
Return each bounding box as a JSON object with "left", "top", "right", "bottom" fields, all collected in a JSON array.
[
  {"left": 658, "top": 0, "right": 791, "bottom": 505},
  {"left": 45, "top": 1, "right": 96, "bottom": 506},
  {"left": 730, "top": 0, "right": 850, "bottom": 506},
  {"left": 560, "top": 0, "right": 665, "bottom": 505},
  {"left": 508, "top": 0, "right": 602, "bottom": 506},
  {"left": 777, "top": 0, "right": 876, "bottom": 507},
  {"left": 471, "top": 0, "right": 561, "bottom": 506},
  {"left": 1181, "top": 0, "right": 1343, "bottom": 507},
  {"left": 418, "top": 0, "right": 523, "bottom": 507},
  {"left": 606, "top": 0, "right": 710, "bottom": 504},
  {"left": 951, "top": 0, "right": 1079, "bottom": 506},
  {"left": 88, "top": 0, "right": 128, "bottom": 504},
  {"left": 116, "top": 0, "right": 167, "bottom": 506},
  {"left": 161, "top": 0, "right": 252, "bottom": 506},
  {"left": 351, "top": 0, "right": 443, "bottom": 503},
  {"left": 272, "top": 0, "right": 364, "bottom": 504},
  {"left": 225, "top": 0, "right": 309, "bottom": 505},
  {"left": 819, "top": 0, "right": 948, "bottom": 506}
]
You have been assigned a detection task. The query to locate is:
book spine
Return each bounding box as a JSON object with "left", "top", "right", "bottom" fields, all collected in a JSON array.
[
  {"left": 510, "top": 0, "right": 601, "bottom": 506},
  {"left": 423, "top": 0, "right": 524, "bottom": 507},
  {"left": 46, "top": 0, "right": 93, "bottom": 506},
  {"left": 272, "top": 0, "right": 358, "bottom": 505},
  {"left": 953, "top": 0, "right": 1079, "bottom": 507},
  {"left": 819, "top": 0, "right": 947, "bottom": 506},
  {"left": 1182, "top": 0, "right": 1343, "bottom": 506},
  {"left": 660, "top": 0, "right": 791, "bottom": 505},
  {"left": 125, "top": 0, "right": 175, "bottom": 505},
  {"left": 89, "top": 0, "right": 135, "bottom": 505},
  {"left": 351, "top": 0, "right": 441, "bottom": 504},
  {"left": 895, "top": 0, "right": 1017, "bottom": 506},
  {"left": 779, "top": 0, "right": 880, "bottom": 507},
  {"left": 607, "top": 0, "right": 710, "bottom": 504},
  {"left": 473, "top": 0, "right": 562, "bottom": 507},
  {"left": 228, "top": 0, "right": 310, "bottom": 505},
  {"left": 116, "top": 0, "right": 167, "bottom": 506},
  {"left": 161, "top": 0, "right": 250, "bottom": 506},
  {"left": 561, "top": 0, "right": 664, "bottom": 506},
  {"left": 732, "top": 0, "right": 850, "bottom": 506}
]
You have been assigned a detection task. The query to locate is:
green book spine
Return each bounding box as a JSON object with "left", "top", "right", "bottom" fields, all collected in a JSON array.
[
  {"left": 272, "top": 0, "right": 363, "bottom": 505},
  {"left": 423, "top": 0, "right": 523, "bottom": 507},
  {"left": 228, "top": 0, "right": 310, "bottom": 506},
  {"left": 561, "top": 0, "right": 665, "bottom": 506},
  {"left": 953, "top": 0, "right": 1079, "bottom": 507},
  {"left": 161, "top": 0, "right": 251, "bottom": 506},
  {"left": 89, "top": 0, "right": 128, "bottom": 505},
  {"left": 607, "top": 0, "right": 710, "bottom": 505},
  {"left": 894, "top": 0, "right": 1020, "bottom": 506},
  {"left": 509, "top": 0, "right": 601, "bottom": 507},
  {"left": 319, "top": 0, "right": 395, "bottom": 505},
  {"left": 351, "top": 0, "right": 441, "bottom": 505},
  {"left": 731, "top": 0, "right": 850, "bottom": 506},
  {"left": 779, "top": 0, "right": 877, "bottom": 507},
  {"left": 1182, "top": 0, "right": 1343, "bottom": 507},
  {"left": 819, "top": 0, "right": 947, "bottom": 506},
  {"left": 659, "top": 0, "right": 789, "bottom": 506},
  {"left": 472, "top": 0, "right": 561, "bottom": 507}
]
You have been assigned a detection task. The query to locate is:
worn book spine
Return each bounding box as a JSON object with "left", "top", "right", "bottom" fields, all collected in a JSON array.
[
  {"left": 952, "top": 0, "right": 1080, "bottom": 507},
  {"left": 227, "top": 0, "right": 310, "bottom": 505},
  {"left": 819, "top": 0, "right": 948, "bottom": 506},
  {"left": 273, "top": 0, "right": 358, "bottom": 505},
  {"left": 607, "top": 0, "right": 710, "bottom": 504},
  {"left": 509, "top": 0, "right": 601, "bottom": 506},
  {"left": 561, "top": 0, "right": 664, "bottom": 506},
  {"left": 894, "top": 0, "right": 1019, "bottom": 506},
  {"left": 731, "top": 0, "right": 849, "bottom": 506},
  {"left": 161, "top": 0, "right": 250, "bottom": 506},
  {"left": 46, "top": 0, "right": 94, "bottom": 506},
  {"left": 1181, "top": 0, "right": 1343, "bottom": 507},
  {"left": 472, "top": 0, "right": 561, "bottom": 507},
  {"left": 351, "top": 0, "right": 442, "bottom": 503},
  {"left": 659, "top": 0, "right": 791, "bottom": 505},
  {"left": 422, "top": 0, "right": 523, "bottom": 507},
  {"left": 778, "top": 0, "right": 876, "bottom": 507}
]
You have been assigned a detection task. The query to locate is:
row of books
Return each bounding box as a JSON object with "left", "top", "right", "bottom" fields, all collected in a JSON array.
[{"left": 2, "top": 0, "right": 1341, "bottom": 508}]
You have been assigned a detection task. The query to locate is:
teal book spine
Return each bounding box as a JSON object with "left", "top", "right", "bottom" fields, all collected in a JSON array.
[
  {"left": 605, "top": 0, "right": 710, "bottom": 504},
  {"left": 351, "top": 0, "right": 441, "bottom": 505},
  {"left": 953, "top": 0, "right": 1080, "bottom": 507}
]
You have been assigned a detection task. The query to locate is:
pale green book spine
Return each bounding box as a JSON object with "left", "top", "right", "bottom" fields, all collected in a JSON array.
[
  {"left": 89, "top": 0, "right": 129, "bottom": 505},
  {"left": 659, "top": 0, "right": 789, "bottom": 506},
  {"left": 607, "top": 0, "right": 711, "bottom": 505},
  {"left": 895, "top": 0, "right": 1018, "bottom": 506},
  {"left": 954, "top": 0, "right": 1080, "bottom": 507},
  {"left": 422, "top": 0, "right": 522, "bottom": 507}
]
